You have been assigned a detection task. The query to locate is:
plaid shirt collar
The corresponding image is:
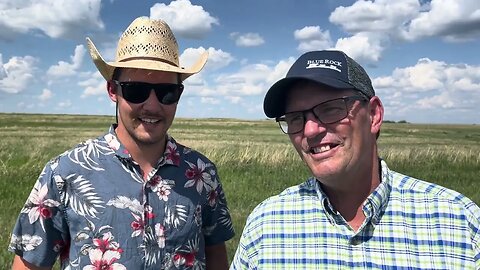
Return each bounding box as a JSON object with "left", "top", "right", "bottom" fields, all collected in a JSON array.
[{"left": 311, "top": 159, "right": 392, "bottom": 229}]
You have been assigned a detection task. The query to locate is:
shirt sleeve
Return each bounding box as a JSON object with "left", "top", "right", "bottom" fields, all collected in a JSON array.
[
  {"left": 467, "top": 201, "right": 480, "bottom": 269},
  {"left": 230, "top": 210, "right": 259, "bottom": 270},
  {"left": 8, "top": 160, "right": 69, "bottom": 267},
  {"left": 202, "top": 164, "right": 235, "bottom": 246}
]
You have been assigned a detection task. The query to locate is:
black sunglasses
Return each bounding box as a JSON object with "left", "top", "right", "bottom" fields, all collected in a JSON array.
[{"left": 113, "top": 80, "right": 184, "bottom": 105}]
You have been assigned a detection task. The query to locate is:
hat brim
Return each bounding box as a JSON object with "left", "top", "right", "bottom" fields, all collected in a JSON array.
[
  {"left": 86, "top": 37, "right": 208, "bottom": 82},
  {"left": 263, "top": 75, "right": 354, "bottom": 118}
]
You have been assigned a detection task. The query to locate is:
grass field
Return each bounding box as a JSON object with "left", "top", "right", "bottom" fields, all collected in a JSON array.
[{"left": 0, "top": 113, "right": 479, "bottom": 268}]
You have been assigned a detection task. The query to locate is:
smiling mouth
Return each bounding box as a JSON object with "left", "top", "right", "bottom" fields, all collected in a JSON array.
[
  {"left": 139, "top": 117, "right": 160, "bottom": 124},
  {"left": 309, "top": 143, "right": 339, "bottom": 154}
]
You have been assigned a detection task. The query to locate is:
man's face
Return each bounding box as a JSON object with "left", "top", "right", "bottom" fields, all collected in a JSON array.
[
  {"left": 110, "top": 68, "right": 180, "bottom": 148},
  {"left": 285, "top": 81, "right": 378, "bottom": 188}
]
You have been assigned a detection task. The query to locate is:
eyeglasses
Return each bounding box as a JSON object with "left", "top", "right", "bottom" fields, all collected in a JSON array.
[
  {"left": 113, "top": 80, "right": 184, "bottom": 105},
  {"left": 275, "top": 96, "right": 368, "bottom": 134}
]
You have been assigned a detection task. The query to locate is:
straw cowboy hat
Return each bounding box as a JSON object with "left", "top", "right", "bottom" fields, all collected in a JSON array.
[{"left": 86, "top": 16, "right": 208, "bottom": 82}]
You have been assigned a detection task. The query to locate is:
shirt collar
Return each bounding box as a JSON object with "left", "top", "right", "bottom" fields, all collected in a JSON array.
[
  {"left": 103, "top": 124, "right": 181, "bottom": 167},
  {"left": 366, "top": 159, "right": 393, "bottom": 224},
  {"left": 313, "top": 159, "right": 393, "bottom": 225}
]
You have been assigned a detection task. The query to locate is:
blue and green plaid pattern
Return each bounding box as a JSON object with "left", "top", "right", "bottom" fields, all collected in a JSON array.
[{"left": 231, "top": 160, "right": 480, "bottom": 269}]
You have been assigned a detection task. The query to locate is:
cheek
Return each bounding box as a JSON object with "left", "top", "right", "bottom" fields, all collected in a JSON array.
[
  {"left": 289, "top": 134, "right": 305, "bottom": 154},
  {"left": 118, "top": 100, "right": 135, "bottom": 113},
  {"left": 166, "top": 104, "right": 178, "bottom": 115}
]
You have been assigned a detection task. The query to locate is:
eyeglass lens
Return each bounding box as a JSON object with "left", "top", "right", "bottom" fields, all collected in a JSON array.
[
  {"left": 116, "top": 81, "right": 184, "bottom": 105},
  {"left": 278, "top": 96, "right": 365, "bottom": 134}
]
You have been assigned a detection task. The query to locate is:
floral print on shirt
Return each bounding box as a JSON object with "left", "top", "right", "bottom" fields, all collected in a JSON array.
[{"left": 9, "top": 125, "right": 234, "bottom": 269}]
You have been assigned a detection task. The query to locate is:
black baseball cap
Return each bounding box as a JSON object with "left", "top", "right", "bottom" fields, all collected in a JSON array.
[{"left": 263, "top": 50, "right": 375, "bottom": 118}]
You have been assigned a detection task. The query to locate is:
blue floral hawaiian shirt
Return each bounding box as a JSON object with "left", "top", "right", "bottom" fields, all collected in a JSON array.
[{"left": 9, "top": 125, "right": 235, "bottom": 269}]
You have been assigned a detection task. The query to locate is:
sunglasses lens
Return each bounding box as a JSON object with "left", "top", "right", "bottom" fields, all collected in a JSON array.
[
  {"left": 155, "top": 84, "right": 183, "bottom": 105},
  {"left": 118, "top": 82, "right": 183, "bottom": 105},
  {"left": 119, "top": 82, "right": 149, "bottom": 104}
]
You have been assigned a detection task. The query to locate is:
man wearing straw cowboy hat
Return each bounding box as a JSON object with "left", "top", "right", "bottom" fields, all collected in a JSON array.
[{"left": 9, "top": 17, "right": 234, "bottom": 269}]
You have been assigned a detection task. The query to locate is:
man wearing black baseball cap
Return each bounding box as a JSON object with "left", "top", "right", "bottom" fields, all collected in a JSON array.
[{"left": 231, "top": 50, "right": 480, "bottom": 269}]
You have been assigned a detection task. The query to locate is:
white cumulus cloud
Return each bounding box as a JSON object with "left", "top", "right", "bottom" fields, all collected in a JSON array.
[
  {"left": 38, "top": 89, "right": 53, "bottom": 101},
  {"left": 230, "top": 32, "right": 265, "bottom": 47},
  {"left": 0, "top": 0, "right": 104, "bottom": 40},
  {"left": 47, "top": 45, "right": 86, "bottom": 77},
  {"left": 373, "top": 57, "right": 480, "bottom": 121},
  {"left": 150, "top": 0, "right": 219, "bottom": 39},
  {"left": 294, "top": 26, "right": 333, "bottom": 52},
  {"left": 0, "top": 55, "right": 38, "bottom": 94}
]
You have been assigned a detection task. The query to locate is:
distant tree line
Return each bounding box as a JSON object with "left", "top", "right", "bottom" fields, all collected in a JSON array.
[{"left": 383, "top": 120, "right": 409, "bottom": 124}]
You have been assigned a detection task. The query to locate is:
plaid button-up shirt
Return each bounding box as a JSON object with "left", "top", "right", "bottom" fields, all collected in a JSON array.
[{"left": 231, "top": 160, "right": 480, "bottom": 269}]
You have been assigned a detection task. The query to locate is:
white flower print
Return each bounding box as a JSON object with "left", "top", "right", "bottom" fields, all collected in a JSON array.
[
  {"left": 164, "top": 140, "right": 180, "bottom": 165},
  {"left": 9, "top": 234, "right": 43, "bottom": 252},
  {"left": 21, "top": 181, "right": 61, "bottom": 232},
  {"left": 173, "top": 237, "right": 204, "bottom": 269},
  {"left": 184, "top": 159, "right": 213, "bottom": 194},
  {"left": 107, "top": 196, "right": 143, "bottom": 215},
  {"left": 207, "top": 180, "right": 219, "bottom": 208},
  {"left": 83, "top": 248, "right": 126, "bottom": 270},
  {"left": 155, "top": 223, "right": 166, "bottom": 248},
  {"left": 92, "top": 231, "right": 121, "bottom": 253},
  {"left": 157, "top": 184, "right": 171, "bottom": 202},
  {"left": 104, "top": 133, "right": 120, "bottom": 151},
  {"left": 130, "top": 213, "right": 144, "bottom": 238}
]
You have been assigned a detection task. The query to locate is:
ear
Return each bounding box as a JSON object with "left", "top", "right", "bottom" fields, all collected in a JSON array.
[
  {"left": 368, "top": 96, "right": 383, "bottom": 135},
  {"left": 106, "top": 81, "right": 118, "bottom": 102}
]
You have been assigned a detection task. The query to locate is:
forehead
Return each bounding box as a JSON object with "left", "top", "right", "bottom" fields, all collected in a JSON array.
[
  {"left": 117, "top": 68, "right": 178, "bottom": 83},
  {"left": 285, "top": 80, "right": 356, "bottom": 111}
]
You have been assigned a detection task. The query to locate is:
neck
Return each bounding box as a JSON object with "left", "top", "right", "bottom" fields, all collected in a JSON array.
[
  {"left": 115, "top": 126, "right": 166, "bottom": 178},
  {"left": 321, "top": 157, "right": 381, "bottom": 232}
]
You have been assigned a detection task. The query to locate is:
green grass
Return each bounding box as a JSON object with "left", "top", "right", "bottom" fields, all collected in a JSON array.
[{"left": 1, "top": 113, "right": 479, "bottom": 268}]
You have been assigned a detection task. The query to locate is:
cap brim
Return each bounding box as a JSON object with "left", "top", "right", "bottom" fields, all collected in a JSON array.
[
  {"left": 263, "top": 74, "right": 354, "bottom": 118},
  {"left": 86, "top": 37, "right": 208, "bottom": 81}
]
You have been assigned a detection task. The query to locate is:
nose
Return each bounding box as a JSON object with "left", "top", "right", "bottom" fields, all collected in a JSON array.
[
  {"left": 143, "top": 89, "right": 160, "bottom": 107},
  {"left": 303, "top": 111, "right": 326, "bottom": 137}
]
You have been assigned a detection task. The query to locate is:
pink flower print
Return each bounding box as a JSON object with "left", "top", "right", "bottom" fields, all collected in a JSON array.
[
  {"left": 39, "top": 206, "right": 52, "bottom": 219},
  {"left": 130, "top": 213, "right": 144, "bottom": 238},
  {"left": 165, "top": 141, "right": 180, "bottom": 165},
  {"left": 146, "top": 175, "right": 161, "bottom": 192},
  {"left": 173, "top": 252, "right": 196, "bottom": 268},
  {"left": 145, "top": 205, "right": 155, "bottom": 219},
  {"left": 207, "top": 189, "right": 218, "bottom": 208},
  {"left": 92, "top": 232, "right": 121, "bottom": 253},
  {"left": 83, "top": 249, "right": 126, "bottom": 270},
  {"left": 23, "top": 182, "right": 61, "bottom": 232},
  {"left": 53, "top": 239, "right": 70, "bottom": 261},
  {"left": 157, "top": 184, "right": 171, "bottom": 202},
  {"left": 184, "top": 159, "right": 212, "bottom": 194}
]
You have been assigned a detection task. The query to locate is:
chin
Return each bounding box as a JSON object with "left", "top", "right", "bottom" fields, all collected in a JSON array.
[
  {"left": 135, "top": 133, "right": 165, "bottom": 145},
  {"left": 308, "top": 161, "right": 343, "bottom": 180}
]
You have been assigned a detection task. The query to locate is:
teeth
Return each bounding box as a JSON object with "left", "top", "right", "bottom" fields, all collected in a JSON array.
[
  {"left": 140, "top": 118, "right": 159, "bottom": 123},
  {"left": 312, "top": 145, "right": 331, "bottom": 153}
]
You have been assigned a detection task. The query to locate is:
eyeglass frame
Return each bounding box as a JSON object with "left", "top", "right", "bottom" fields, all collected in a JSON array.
[
  {"left": 275, "top": 95, "right": 369, "bottom": 134},
  {"left": 112, "top": 80, "right": 184, "bottom": 105}
]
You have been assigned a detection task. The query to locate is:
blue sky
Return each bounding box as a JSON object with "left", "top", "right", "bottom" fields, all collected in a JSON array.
[{"left": 1, "top": 0, "right": 479, "bottom": 124}]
